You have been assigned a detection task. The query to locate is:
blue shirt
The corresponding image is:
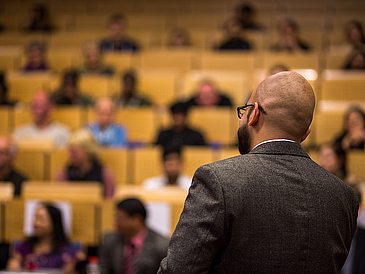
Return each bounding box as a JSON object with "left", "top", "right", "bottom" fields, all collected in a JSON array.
[{"left": 87, "top": 123, "right": 128, "bottom": 147}]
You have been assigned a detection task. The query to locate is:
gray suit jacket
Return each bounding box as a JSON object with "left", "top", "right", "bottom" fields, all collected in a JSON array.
[
  {"left": 158, "top": 141, "right": 359, "bottom": 274},
  {"left": 100, "top": 228, "right": 169, "bottom": 274}
]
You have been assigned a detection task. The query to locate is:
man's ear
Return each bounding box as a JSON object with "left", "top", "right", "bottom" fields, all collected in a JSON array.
[
  {"left": 300, "top": 126, "right": 311, "bottom": 143},
  {"left": 248, "top": 102, "right": 260, "bottom": 126}
]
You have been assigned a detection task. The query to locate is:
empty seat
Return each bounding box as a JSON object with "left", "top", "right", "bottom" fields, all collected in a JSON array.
[
  {"left": 14, "top": 149, "right": 46, "bottom": 180},
  {"left": 262, "top": 52, "right": 320, "bottom": 71},
  {"left": 199, "top": 52, "right": 255, "bottom": 73},
  {"left": 0, "top": 107, "right": 11, "bottom": 135},
  {"left": 182, "top": 146, "right": 215, "bottom": 177},
  {"left": 132, "top": 146, "right": 163, "bottom": 185}
]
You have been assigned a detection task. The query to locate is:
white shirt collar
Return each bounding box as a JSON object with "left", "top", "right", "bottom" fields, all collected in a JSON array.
[{"left": 251, "top": 139, "right": 296, "bottom": 151}]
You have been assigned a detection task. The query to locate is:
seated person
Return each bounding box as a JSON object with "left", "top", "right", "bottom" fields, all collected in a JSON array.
[
  {"left": 344, "top": 20, "right": 365, "bottom": 51},
  {"left": 13, "top": 91, "right": 70, "bottom": 147},
  {"left": 167, "top": 28, "right": 191, "bottom": 49},
  {"left": 155, "top": 102, "right": 206, "bottom": 148},
  {"left": 0, "top": 136, "right": 27, "bottom": 197},
  {"left": 7, "top": 203, "right": 84, "bottom": 270},
  {"left": 185, "top": 80, "right": 232, "bottom": 107},
  {"left": 99, "top": 198, "right": 169, "bottom": 274},
  {"left": 100, "top": 14, "right": 139, "bottom": 53},
  {"left": 143, "top": 146, "right": 191, "bottom": 190},
  {"left": 78, "top": 41, "right": 114, "bottom": 76},
  {"left": 334, "top": 105, "right": 365, "bottom": 150},
  {"left": 114, "top": 71, "right": 152, "bottom": 107},
  {"left": 25, "top": 4, "right": 54, "bottom": 32},
  {"left": 0, "top": 73, "right": 17, "bottom": 106},
  {"left": 318, "top": 142, "right": 363, "bottom": 187},
  {"left": 270, "top": 18, "right": 311, "bottom": 52},
  {"left": 52, "top": 70, "right": 94, "bottom": 106},
  {"left": 23, "top": 41, "right": 50, "bottom": 72},
  {"left": 217, "top": 18, "right": 252, "bottom": 51},
  {"left": 235, "top": 3, "right": 263, "bottom": 31},
  {"left": 86, "top": 97, "right": 128, "bottom": 147},
  {"left": 343, "top": 48, "right": 365, "bottom": 70},
  {"left": 56, "top": 128, "right": 115, "bottom": 198}
]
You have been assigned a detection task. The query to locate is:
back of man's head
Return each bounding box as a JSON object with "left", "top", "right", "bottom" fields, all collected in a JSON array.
[
  {"left": 251, "top": 71, "right": 315, "bottom": 141},
  {"left": 117, "top": 198, "right": 147, "bottom": 221}
]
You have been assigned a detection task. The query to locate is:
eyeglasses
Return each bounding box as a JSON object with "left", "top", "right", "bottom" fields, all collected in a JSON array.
[{"left": 237, "top": 104, "right": 266, "bottom": 119}]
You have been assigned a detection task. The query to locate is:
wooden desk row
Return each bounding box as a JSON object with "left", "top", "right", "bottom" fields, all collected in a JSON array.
[{"left": 0, "top": 183, "right": 188, "bottom": 245}]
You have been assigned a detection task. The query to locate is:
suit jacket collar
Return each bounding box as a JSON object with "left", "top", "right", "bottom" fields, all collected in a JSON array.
[{"left": 249, "top": 140, "right": 310, "bottom": 158}]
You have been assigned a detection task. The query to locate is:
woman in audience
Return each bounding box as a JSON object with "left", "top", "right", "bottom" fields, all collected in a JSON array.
[
  {"left": 78, "top": 42, "right": 114, "bottom": 76},
  {"left": 23, "top": 41, "right": 50, "bottom": 72},
  {"left": 319, "top": 142, "right": 362, "bottom": 187},
  {"left": 270, "top": 18, "right": 311, "bottom": 53},
  {"left": 25, "top": 4, "right": 54, "bottom": 32},
  {"left": 7, "top": 203, "right": 84, "bottom": 271},
  {"left": 345, "top": 20, "right": 365, "bottom": 51},
  {"left": 56, "top": 128, "right": 115, "bottom": 198},
  {"left": 335, "top": 105, "right": 365, "bottom": 150},
  {"left": 52, "top": 71, "right": 94, "bottom": 106},
  {"left": 167, "top": 28, "right": 191, "bottom": 48}
]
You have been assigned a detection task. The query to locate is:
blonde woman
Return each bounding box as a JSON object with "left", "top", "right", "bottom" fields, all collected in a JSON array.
[{"left": 56, "top": 128, "right": 115, "bottom": 198}]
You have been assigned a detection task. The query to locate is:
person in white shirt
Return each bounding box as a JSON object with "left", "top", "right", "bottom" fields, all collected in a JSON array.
[
  {"left": 13, "top": 91, "right": 70, "bottom": 147},
  {"left": 142, "top": 147, "right": 191, "bottom": 190}
]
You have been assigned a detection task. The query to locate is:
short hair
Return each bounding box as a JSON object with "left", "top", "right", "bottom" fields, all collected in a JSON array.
[
  {"left": 170, "top": 102, "right": 189, "bottom": 115},
  {"left": 68, "top": 128, "right": 99, "bottom": 157},
  {"left": 27, "top": 40, "right": 46, "bottom": 53},
  {"left": 122, "top": 70, "right": 136, "bottom": 84},
  {"left": 62, "top": 70, "right": 79, "bottom": 87},
  {"left": 239, "top": 3, "right": 254, "bottom": 14},
  {"left": 345, "top": 20, "right": 365, "bottom": 44},
  {"left": 163, "top": 146, "right": 182, "bottom": 161},
  {"left": 0, "top": 73, "right": 7, "bottom": 94},
  {"left": 109, "top": 13, "right": 126, "bottom": 24},
  {"left": 116, "top": 198, "right": 147, "bottom": 220},
  {"left": 278, "top": 17, "right": 299, "bottom": 32}
]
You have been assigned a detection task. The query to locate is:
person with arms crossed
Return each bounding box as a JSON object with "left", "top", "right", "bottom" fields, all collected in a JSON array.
[{"left": 158, "top": 71, "right": 359, "bottom": 274}]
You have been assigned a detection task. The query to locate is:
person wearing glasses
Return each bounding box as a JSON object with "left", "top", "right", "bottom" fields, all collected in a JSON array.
[{"left": 158, "top": 71, "right": 358, "bottom": 274}]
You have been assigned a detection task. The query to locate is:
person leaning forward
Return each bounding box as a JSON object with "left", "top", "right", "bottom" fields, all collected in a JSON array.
[{"left": 158, "top": 71, "right": 359, "bottom": 274}]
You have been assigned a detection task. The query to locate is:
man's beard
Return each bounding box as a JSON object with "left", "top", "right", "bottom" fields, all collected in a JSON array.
[{"left": 237, "top": 123, "right": 251, "bottom": 155}]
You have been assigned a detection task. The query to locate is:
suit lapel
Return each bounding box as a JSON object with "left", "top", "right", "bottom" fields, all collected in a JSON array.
[{"left": 114, "top": 236, "right": 125, "bottom": 274}]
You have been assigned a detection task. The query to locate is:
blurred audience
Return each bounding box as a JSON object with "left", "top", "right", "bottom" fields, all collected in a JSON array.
[
  {"left": 100, "top": 14, "right": 139, "bottom": 53},
  {"left": 25, "top": 4, "right": 54, "bottom": 32},
  {"left": 185, "top": 80, "right": 232, "bottom": 107},
  {"left": 79, "top": 41, "right": 114, "bottom": 76},
  {"left": 100, "top": 198, "right": 169, "bottom": 274},
  {"left": 155, "top": 102, "right": 206, "bottom": 149},
  {"left": 23, "top": 41, "right": 50, "bottom": 72},
  {"left": 115, "top": 71, "right": 152, "bottom": 107},
  {"left": 269, "top": 64, "right": 289, "bottom": 75},
  {"left": 167, "top": 28, "right": 191, "bottom": 48},
  {"left": 334, "top": 105, "right": 365, "bottom": 150},
  {"left": 235, "top": 3, "right": 263, "bottom": 31},
  {"left": 217, "top": 18, "right": 252, "bottom": 51},
  {"left": 343, "top": 48, "right": 365, "bottom": 70},
  {"left": 86, "top": 97, "right": 128, "bottom": 147},
  {"left": 143, "top": 146, "right": 191, "bottom": 190},
  {"left": 13, "top": 91, "right": 70, "bottom": 147},
  {"left": 0, "top": 73, "right": 16, "bottom": 106},
  {"left": 7, "top": 203, "right": 84, "bottom": 271},
  {"left": 56, "top": 128, "right": 115, "bottom": 198},
  {"left": 270, "top": 18, "right": 311, "bottom": 53},
  {"left": 0, "top": 136, "right": 27, "bottom": 197},
  {"left": 52, "top": 71, "right": 94, "bottom": 106},
  {"left": 318, "top": 142, "right": 362, "bottom": 187},
  {"left": 344, "top": 20, "right": 365, "bottom": 51}
]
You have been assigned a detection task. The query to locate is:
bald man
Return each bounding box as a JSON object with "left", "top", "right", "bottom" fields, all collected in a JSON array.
[
  {"left": 86, "top": 97, "right": 127, "bottom": 147},
  {"left": 0, "top": 136, "right": 27, "bottom": 196},
  {"left": 13, "top": 91, "right": 70, "bottom": 147},
  {"left": 158, "top": 72, "right": 359, "bottom": 274}
]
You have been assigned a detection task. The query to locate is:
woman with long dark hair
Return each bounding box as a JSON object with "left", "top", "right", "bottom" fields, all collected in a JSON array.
[{"left": 7, "top": 203, "right": 83, "bottom": 271}]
